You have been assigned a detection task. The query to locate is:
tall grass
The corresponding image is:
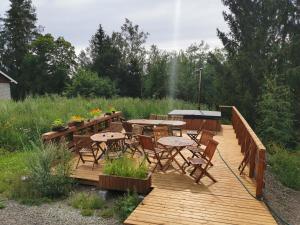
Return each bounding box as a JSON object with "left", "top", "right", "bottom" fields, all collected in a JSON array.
[{"left": 0, "top": 96, "right": 197, "bottom": 150}]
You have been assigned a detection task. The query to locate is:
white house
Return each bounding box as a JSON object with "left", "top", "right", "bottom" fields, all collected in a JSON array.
[{"left": 0, "top": 70, "right": 18, "bottom": 100}]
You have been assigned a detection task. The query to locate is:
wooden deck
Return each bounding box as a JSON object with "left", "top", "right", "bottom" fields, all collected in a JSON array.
[{"left": 71, "top": 125, "right": 277, "bottom": 225}]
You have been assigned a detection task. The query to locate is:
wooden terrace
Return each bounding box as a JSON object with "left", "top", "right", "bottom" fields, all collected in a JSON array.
[{"left": 43, "top": 108, "right": 277, "bottom": 225}]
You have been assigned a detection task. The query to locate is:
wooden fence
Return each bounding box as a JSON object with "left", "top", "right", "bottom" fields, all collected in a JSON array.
[
  {"left": 42, "top": 112, "right": 122, "bottom": 148},
  {"left": 219, "top": 106, "right": 266, "bottom": 198}
]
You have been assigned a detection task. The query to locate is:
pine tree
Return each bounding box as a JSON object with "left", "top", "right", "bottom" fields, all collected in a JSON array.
[{"left": 1, "top": 0, "right": 38, "bottom": 98}]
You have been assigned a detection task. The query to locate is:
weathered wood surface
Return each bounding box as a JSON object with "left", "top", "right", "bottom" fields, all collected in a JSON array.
[{"left": 124, "top": 125, "right": 276, "bottom": 225}]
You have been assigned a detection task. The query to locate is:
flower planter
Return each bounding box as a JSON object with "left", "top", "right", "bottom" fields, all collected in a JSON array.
[
  {"left": 51, "top": 126, "right": 68, "bottom": 132},
  {"left": 68, "top": 121, "right": 84, "bottom": 127},
  {"left": 98, "top": 173, "right": 152, "bottom": 194}
]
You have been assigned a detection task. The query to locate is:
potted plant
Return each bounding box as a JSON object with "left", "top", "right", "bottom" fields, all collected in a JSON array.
[
  {"left": 68, "top": 115, "right": 85, "bottom": 127},
  {"left": 99, "top": 156, "right": 151, "bottom": 194},
  {"left": 51, "top": 119, "right": 67, "bottom": 132}
]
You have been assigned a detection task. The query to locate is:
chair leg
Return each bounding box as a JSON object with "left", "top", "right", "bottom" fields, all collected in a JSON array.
[
  {"left": 190, "top": 167, "right": 197, "bottom": 176},
  {"left": 76, "top": 155, "right": 81, "bottom": 168}
]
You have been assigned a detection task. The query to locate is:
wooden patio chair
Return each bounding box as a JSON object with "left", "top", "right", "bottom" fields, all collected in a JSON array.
[
  {"left": 108, "top": 121, "right": 123, "bottom": 132},
  {"left": 153, "top": 126, "right": 170, "bottom": 144},
  {"left": 122, "top": 121, "right": 141, "bottom": 156},
  {"left": 149, "top": 114, "right": 157, "bottom": 120},
  {"left": 138, "top": 135, "right": 168, "bottom": 172},
  {"left": 186, "top": 130, "right": 214, "bottom": 166},
  {"left": 188, "top": 139, "right": 219, "bottom": 183},
  {"left": 156, "top": 114, "right": 168, "bottom": 120},
  {"left": 168, "top": 115, "right": 184, "bottom": 136},
  {"left": 186, "top": 120, "right": 206, "bottom": 143},
  {"left": 73, "top": 135, "right": 100, "bottom": 169}
]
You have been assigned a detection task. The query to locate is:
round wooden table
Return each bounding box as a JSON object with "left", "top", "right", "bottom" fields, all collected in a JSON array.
[
  {"left": 158, "top": 137, "right": 194, "bottom": 173},
  {"left": 91, "top": 132, "right": 125, "bottom": 159}
]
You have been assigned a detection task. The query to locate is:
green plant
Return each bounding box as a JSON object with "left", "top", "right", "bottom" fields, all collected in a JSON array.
[
  {"left": 51, "top": 119, "right": 64, "bottom": 127},
  {"left": 0, "top": 199, "right": 5, "bottom": 209},
  {"left": 69, "top": 192, "right": 105, "bottom": 210},
  {"left": 98, "top": 208, "right": 114, "bottom": 218},
  {"left": 81, "top": 208, "right": 94, "bottom": 217},
  {"left": 268, "top": 143, "right": 300, "bottom": 190},
  {"left": 103, "top": 156, "right": 148, "bottom": 179},
  {"left": 114, "top": 192, "right": 141, "bottom": 221}
]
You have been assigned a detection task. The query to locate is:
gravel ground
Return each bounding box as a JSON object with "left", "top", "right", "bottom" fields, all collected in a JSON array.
[
  {"left": 264, "top": 166, "right": 300, "bottom": 225},
  {"left": 0, "top": 200, "right": 121, "bottom": 225}
]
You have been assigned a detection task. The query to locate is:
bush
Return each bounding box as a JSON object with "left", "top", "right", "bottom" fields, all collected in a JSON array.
[
  {"left": 98, "top": 208, "right": 114, "bottom": 218},
  {"left": 0, "top": 199, "right": 5, "bottom": 209},
  {"left": 103, "top": 156, "right": 148, "bottom": 179},
  {"left": 268, "top": 143, "right": 300, "bottom": 190},
  {"left": 80, "top": 209, "right": 94, "bottom": 217},
  {"left": 65, "top": 69, "right": 117, "bottom": 98},
  {"left": 114, "top": 192, "right": 141, "bottom": 221},
  {"left": 69, "top": 192, "right": 104, "bottom": 210},
  {"left": 9, "top": 142, "right": 73, "bottom": 204}
]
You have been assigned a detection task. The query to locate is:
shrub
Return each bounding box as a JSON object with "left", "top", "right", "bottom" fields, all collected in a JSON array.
[
  {"left": 80, "top": 209, "right": 94, "bottom": 217},
  {"left": 69, "top": 192, "right": 105, "bottom": 210},
  {"left": 98, "top": 208, "right": 114, "bottom": 218},
  {"left": 114, "top": 192, "right": 141, "bottom": 221},
  {"left": 268, "top": 143, "right": 300, "bottom": 190},
  {"left": 9, "top": 142, "right": 73, "bottom": 204},
  {"left": 0, "top": 199, "right": 5, "bottom": 209},
  {"left": 103, "top": 156, "right": 148, "bottom": 179}
]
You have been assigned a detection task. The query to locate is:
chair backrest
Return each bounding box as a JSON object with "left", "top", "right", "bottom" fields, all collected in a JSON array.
[
  {"left": 73, "top": 135, "right": 93, "bottom": 150},
  {"left": 133, "top": 125, "right": 144, "bottom": 136},
  {"left": 109, "top": 122, "right": 123, "bottom": 132},
  {"left": 199, "top": 129, "right": 214, "bottom": 146},
  {"left": 168, "top": 115, "right": 183, "bottom": 121},
  {"left": 197, "top": 120, "right": 207, "bottom": 134},
  {"left": 122, "top": 121, "right": 133, "bottom": 133},
  {"left": 153, "top": 126, "right": 169, "bottom": 143},
  {"left": 203, "top": 139, "right": 219, "bottom": 161},
  {"left": 156, "top": 114, "right": 168, "bottom": 120},
  {"left": 139, "top": 135, "right": 155, "bottom": 151},
  {"left": 149, "top": 114, "right": 157, "bottom": 120}
]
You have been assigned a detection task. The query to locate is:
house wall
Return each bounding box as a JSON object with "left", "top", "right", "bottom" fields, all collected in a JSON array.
[{"left": 0, "top": 83, "right": 12, "bottom": 99}]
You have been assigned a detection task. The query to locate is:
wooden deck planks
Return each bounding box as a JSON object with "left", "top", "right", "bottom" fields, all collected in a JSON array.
[{"left": 124, "top": 125, "right": 277, "bottom": 225}]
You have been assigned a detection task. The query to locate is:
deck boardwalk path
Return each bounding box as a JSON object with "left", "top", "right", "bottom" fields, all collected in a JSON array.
[
  {"left": 124, "top": 125, "right": 277, "bottom": 225},
  {"left": 70, "top": 125, "right": 277, "bottom": 225}
]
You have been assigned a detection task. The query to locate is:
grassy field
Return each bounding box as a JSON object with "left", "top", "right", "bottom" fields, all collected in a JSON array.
[{"left": 0, "top": 96, "right": 197, "bottom": 151}]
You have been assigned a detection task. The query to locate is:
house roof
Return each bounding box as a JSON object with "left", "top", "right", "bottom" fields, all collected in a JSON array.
[{"left": 0, "top": 70, "right": 18, "bottom": 84}]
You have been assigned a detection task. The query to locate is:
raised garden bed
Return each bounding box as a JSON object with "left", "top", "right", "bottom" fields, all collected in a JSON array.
[{"left": 98, "top": 173, "right": 152, "bottom": 194}]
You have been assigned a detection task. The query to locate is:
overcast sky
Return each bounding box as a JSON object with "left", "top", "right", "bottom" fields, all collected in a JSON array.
[{"left": 0, "top": 0, "right": 228, "bottom": 54}]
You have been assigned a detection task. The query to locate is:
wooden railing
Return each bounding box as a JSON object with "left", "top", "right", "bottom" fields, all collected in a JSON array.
[
  {"left": 42, "top": 112, "right": 122, "bottom": 148},
  {"left": 219, "top": 106, "right": 266, "bottom": 198}
]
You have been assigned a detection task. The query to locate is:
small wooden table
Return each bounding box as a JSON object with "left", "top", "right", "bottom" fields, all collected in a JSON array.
[
  {"left": 158, "top": 136, "right": 194, "bottom": 173},
  {"left": 91, "top": 132, "right": 125, "bottom": 159}
]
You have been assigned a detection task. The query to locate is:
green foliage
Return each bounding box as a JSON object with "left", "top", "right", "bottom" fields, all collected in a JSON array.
[
  {"left": 98, "top": 208, "right": 114, "bottom": 218},
  {"left": 0, "top": 96, "right": 196, "bottom": 151},
  {"left": 52, "top": 119, "right": 64, "bottom": 127},
  {"left": 103, "top": 156, "right": 148, "bottom": 179},
  {"left": 8, "top": 142, "right": 73, "bottom": 204},
  {"left": 0, "top": 199, "right": 5, "bottom": 209},
  {"left": 114, "top": 192, "right": 141, "bottom": 221},
  {"left": 69, "top": 192, "right": 105, "bottom": 217},
  {"left": 65, "top": 69, "right": 116, "bottom": 98},
  {"left": 257, "top": 76, "right": 294, "bottom": 146},
  {"left": 268, "top": 144, "right": 300, "bottom": 190}
]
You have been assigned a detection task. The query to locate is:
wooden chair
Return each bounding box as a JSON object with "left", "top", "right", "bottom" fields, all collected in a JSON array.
[
  {"left": 149, "top": 114, "right": 157, "bottom": 120},
  {"left": 186, "top": 120, "right": 206, "bottom": 143},
  {"left": 186, "top": 130, "right": 214, "bottom": 159},
  {"left": 108, "top": 121, "right": 123, "bottom": 132},
  {"left": 156, "top": 114, "right": 168, "bottom": 120},
  {"left": 168, "top": 115, "right": 184, "bottom": 136},
  {"left": 138, "top": 135, "right": 167, "bottom": 172},
  {"left": 73, "top": 135, "right": 100, "bottom": 169},
  {"left": 153, "top": 126, "right": 169, "bottom": 144},
  {"left": 188, "top": 139, "right": 219, "bottom": 183},
  {"left": 122, "top": 121, "right": 140, "bottom": 156}
]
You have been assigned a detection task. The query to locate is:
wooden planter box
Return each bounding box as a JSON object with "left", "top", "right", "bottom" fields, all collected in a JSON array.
[{"left": 98, "top": 173, "right": 152, "bottom": 194}]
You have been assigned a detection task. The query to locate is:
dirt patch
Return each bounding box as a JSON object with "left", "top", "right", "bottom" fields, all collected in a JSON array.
[{"left": 263, "top": 166, "right": 300, "bottom": 225}]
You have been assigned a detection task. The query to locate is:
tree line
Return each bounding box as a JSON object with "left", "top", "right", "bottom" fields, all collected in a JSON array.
[{"left": 0, "top": 0, "right": 299, "bottom": 147}]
